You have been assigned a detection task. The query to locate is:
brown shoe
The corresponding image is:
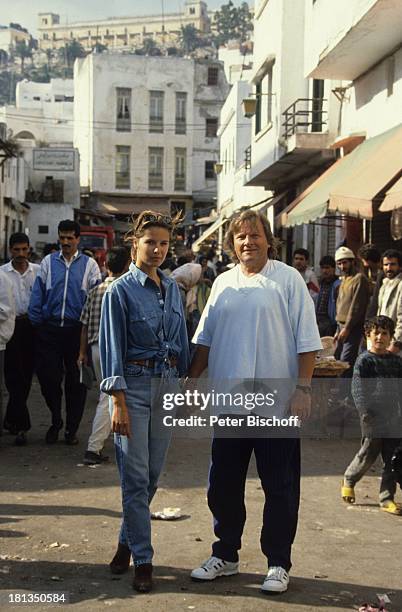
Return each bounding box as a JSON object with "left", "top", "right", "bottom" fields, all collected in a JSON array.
[
  {"left": 109, "top": 543, "right": 131, "bottom": 574},
  {"left": 133, "top": 563, "right": 153, "bottom": 593}
]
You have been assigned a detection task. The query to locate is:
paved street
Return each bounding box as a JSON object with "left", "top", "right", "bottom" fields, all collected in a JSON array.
[{"left": 0, "top": 380, "right": 401, "bottom": 611}]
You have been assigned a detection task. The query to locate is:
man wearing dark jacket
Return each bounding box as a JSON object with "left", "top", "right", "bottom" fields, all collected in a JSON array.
[
  {"left": 316, "top": 256, "right": 340, "bottom": 337},
  {"left": 29, "top": 220, "right": 101, "bottom": 444},
  {"left": 334, "top": 246, "right": 370, "bottom": 372}
]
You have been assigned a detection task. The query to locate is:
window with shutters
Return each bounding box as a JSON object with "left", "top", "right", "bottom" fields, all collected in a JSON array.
[
  {"left": 149, "top": 147, "right": 163, "bottom": 190},
  {"left": 206, "top": 118, "right": 218, "bottom": 138},
  {"left": 207, "top": 67, "right": 219, "bottom": 86},
  {"left": 174, "top": 148, "right": 186, "bottom": 191},
  {"left": 116, "top": 88, "right": 131, "bottom": 132},
  {"left": 149, "top": 91, "right": 164, "bottom": 133},
  {"left": 205, "top": 161, "right": 216, "bottom": 179},
  {"left": 115, "top": 145, "right": 130, "bottom": 189},
  {"left": 175, "top": 92, "right": 187, "bottom": 135}
]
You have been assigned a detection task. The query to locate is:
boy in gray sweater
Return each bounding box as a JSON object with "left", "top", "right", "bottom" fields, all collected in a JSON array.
[{"left": 341, "top": 315, "right": 402, "bottom": 515}]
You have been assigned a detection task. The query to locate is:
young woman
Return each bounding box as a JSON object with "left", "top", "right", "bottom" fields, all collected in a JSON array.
[{"left": 99, "top": 211, "right": 189, "bottom": 593}]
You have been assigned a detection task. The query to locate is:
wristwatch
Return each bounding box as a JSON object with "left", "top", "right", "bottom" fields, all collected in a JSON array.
[{"left": 296, "top": 384, "right": 312, "bottom": 394}]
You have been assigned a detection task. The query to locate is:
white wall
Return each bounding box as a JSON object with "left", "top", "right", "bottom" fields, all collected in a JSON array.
[
  {"left": 249, "top": 0, "right": 309, "bottom": 183},
  {"left": 218, "top": 80, "right": 267, "bottom": 216},
  {"left": 16, "top": 79, "right": 74, "bottom": 109},
  {"left": 27, "top": 203, "right": 74, "bottom": 253},
  {"left": 340, "top": 47, "right": 402, "bottom": 139},
  {"left": 304, "top": 0, "right": 378, "bottom": 78},
  {"left": 75, "top": 54, "right": 194, "bottom": 195},
  {"left": 74, "top": 54, "right": 228, "bottom": 206},
  {"left": 22, "top": 146, "right": 80, "bottom": 207},
  {"left": 192, "top": 60, "right": 229, "bottom": 197}
]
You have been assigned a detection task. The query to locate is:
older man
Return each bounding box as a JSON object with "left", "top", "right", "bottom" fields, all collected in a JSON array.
[
  {"left": 189, "top": 210, "right": 321, "bottom": 594},
  {"left": 334, "top": 246, "right": 370, "bottom": 371},
  {"left": 377, "top": 249, "right": 402, "bottom": 354}
]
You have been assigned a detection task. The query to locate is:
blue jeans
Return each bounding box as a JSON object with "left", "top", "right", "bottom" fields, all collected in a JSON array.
[{"left": 112, "top": 362, "right": 178, "bottom": 566}]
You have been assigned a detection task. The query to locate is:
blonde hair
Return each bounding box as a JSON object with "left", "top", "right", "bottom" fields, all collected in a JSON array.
[{"left": 224, "top": 209, "right": 280, "bottom": 262}]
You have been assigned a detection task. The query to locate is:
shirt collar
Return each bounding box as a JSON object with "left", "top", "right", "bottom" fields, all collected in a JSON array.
[
  {"left": 129, "top": 262, "right": 171, "bottom": 288},
  {"left": 3, "top": 260, "right": 35, "bottom": 274},
  {"left": 59, "top": 250, "right": 80, "bottom": 264}
]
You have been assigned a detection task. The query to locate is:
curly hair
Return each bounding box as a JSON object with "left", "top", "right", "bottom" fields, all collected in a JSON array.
[
  {"left": 364, "top": 315, "right": 395, "bottom": 337},
  {"left": 224, "top": 209, "right": 280, "bottom": 262}
]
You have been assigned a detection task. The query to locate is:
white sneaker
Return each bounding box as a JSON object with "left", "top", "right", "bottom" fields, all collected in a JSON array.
[
  {"left": 261, "top": 566, "right": 289, "bottom": 593},
  {"left": 191, "top": 556, "right": 239, "bottom": 581}
]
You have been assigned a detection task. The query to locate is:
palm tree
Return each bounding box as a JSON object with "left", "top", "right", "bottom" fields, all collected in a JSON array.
[
  {"left": 179, "top": 25, "right": 201, "bottom": 54},
  {"left": 14, "top": 40, "right": 32, "bottom": 72}
]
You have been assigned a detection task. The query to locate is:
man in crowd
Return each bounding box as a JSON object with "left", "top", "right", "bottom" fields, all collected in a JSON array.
[
  {"left": 376, "top": 249, "right": 402, "bottom": 354},
  {"left": 189, "top": 210, "right": 321, "bottom": 594},
  {"left": 316, "top": 255, "right": 340, "bottom": 337},
  {"left": 29, "top": 220, "right": 101, "bottom": 445},
  {"left": 78, "top": 246, "right": 130, "bottom": 465},
  {"left": 358, "top": 243, "right": 382, "bottom": 284},
  {"left": 1, "top": 233, "right": 40, "bottom": 445},
  {"left": 293, "top": 248, "right": 319, "bottom": 302},
  {"left": 0, "top": 270, "right": 15, "bottom": 438},
  {"left": 334, "top": 246, "right": 370, "bottom": 371}
]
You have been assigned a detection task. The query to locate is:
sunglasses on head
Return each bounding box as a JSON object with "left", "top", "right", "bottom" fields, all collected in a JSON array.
[{"left": 139, "top": 213, "right": 173, "bottom": 228}]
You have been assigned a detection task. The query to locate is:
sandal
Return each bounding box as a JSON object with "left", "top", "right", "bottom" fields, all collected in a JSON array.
[
  {"left": 341, "top": 483, "right": 355, "bottom": 504},
  {"left": 380, "top": 500, "right": 402, "bottom": 515}
]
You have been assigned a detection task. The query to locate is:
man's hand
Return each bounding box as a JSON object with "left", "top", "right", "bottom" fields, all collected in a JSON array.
[
  {"left": 77, "top": 352, "right": 88, "bottom": 368},
  {"left": 111, "top": 393, "right": 131, "bottom": 437},
  {"left": 387, "top": 343, "right": 401, "bottom": 354},
  {"left": 289, "top": 388, "right": 312, "bottom": 422},
  {"left": 336, "top": 327, "right": 350, "bottom": 343}
]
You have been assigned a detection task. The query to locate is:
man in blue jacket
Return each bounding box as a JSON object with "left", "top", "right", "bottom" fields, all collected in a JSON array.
[{"left": 29, "top": 220, "right": 101, "bottom": 444}]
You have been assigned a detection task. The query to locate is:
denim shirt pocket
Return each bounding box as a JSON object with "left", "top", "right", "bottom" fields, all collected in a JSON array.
[{"left": 129, "top": 310, "right": 160, "bottom": 346}]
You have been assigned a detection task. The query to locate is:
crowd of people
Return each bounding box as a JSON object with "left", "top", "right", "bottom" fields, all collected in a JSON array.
[{"left": 0, "top": 212, "right": 401, "bottom": 595}]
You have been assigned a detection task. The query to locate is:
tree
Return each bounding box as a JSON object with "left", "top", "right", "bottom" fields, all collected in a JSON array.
[
  {"left": 14, "top": 40, "right": 32, "bottom": 72},
  {"left": 141, "top": 37, "right": 160, "bottom": 56},
  {"left": 58, "top": 40, "right": 86, "bottom": 68},
  {"left": 0, "top": 50, "right": 8, "bottom": 67},
  {"left": 179, "top": 24, "right": 202, "bottom": 54},
  {"left": 237, "top": 2, "right": 254, "bottom": 42},
  {"left": 213, "top": 1, "right": 253, "bottom": 46},
  {"left": 92, "top": 42, "right": 108, "bottom": 54}
]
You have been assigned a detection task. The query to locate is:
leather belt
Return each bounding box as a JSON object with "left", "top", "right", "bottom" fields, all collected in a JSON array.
[{"left": 127, "top": 356, "right": 178, "bottom": 369}]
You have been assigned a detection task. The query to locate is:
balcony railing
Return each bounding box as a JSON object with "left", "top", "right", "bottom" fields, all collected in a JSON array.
[{"left": 282, "top": 98, "right": 327, "bottom": 139}]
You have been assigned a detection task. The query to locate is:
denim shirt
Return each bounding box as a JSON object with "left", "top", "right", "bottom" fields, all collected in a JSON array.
[{"left": 99, "top": 263, "right": 190, "bottom": 393}]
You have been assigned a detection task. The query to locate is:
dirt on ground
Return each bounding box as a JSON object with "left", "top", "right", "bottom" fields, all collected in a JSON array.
[{"left": 0, "top": 380, "right": 401, "bottom": 611}]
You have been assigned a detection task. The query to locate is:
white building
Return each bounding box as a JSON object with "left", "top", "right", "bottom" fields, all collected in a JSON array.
[
  {"left": 73, "top": 53, "right": 228, "bottom": 221},
  {"left": 0, "top": 79, "right": 74, "bottom": 145},
  {"left": 282, "top": 0, "right": 402, "bottom": 254},
  {"left": 218, "top": 42, "right": 253, "bottom": 85},
  {"left": 0, "top": 26, "right": 31, "bottom": 55},
  {"left": 242, "top": 0, "right": 341, "bottom": 264},
  {"left": 0, "top": 125, "right": 28, "bottom": 260},
  {"left": 38, "top": 1, "right": 210, "bottom": 51},
  {"left": 23, "top": 146, "right": 79, "bottom": 254}
]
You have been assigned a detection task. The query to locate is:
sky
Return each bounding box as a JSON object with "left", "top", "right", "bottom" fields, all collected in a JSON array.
[{"left": 1, "top": 0, "right": 247, "bottom": 36}]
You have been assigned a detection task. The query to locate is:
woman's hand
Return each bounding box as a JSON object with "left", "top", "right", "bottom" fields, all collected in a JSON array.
[{"left": 111, "top": 391, "right": 131, "bottom": 437}]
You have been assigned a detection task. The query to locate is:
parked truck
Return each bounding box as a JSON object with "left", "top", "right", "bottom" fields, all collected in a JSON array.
[{"left": 79, "top": 225, "right": 114, "bottom": 268}]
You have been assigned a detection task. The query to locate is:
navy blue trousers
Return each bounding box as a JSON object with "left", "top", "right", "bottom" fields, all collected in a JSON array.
[{"left": 208, "top": 436, "right": 300, "bottom": 572}]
